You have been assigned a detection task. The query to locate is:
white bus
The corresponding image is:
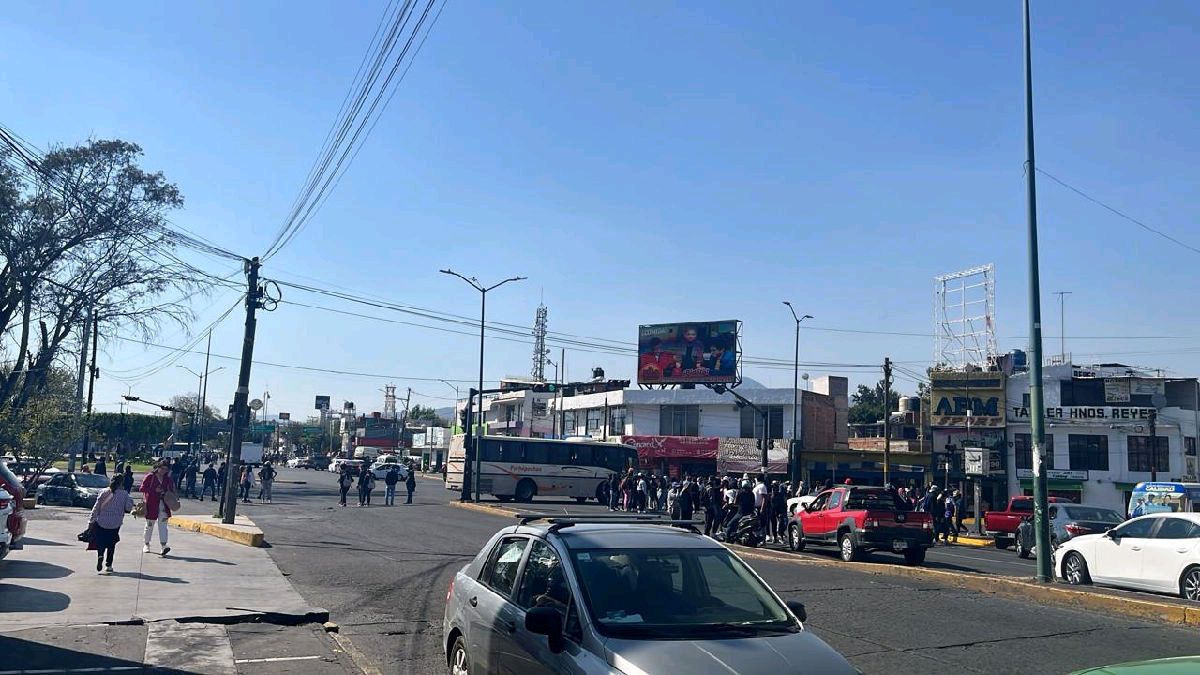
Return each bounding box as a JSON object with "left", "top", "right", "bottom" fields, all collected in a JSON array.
[{"left": 446, "top": 435, "right": 638, "bottom": 503}]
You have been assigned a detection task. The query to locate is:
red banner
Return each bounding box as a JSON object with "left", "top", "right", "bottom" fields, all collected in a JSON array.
[{"left": 621, "top": 435, "right": 719, "bottom": 459}]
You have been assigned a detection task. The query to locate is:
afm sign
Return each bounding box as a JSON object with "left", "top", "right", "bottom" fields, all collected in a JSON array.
[{"left": 934, "top": 395, "right": 1001, "bottom": 417}]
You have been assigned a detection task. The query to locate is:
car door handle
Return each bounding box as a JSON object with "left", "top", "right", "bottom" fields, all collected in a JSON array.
[
  {"left": 468, "top": 596, "right": 478, "bottom": 607},
  {"left": 1178, "top": 549, "right": 1190, "bottom": 554},
  {"left": 1130, "top": 546, "right": 1142, "bottom": 551}
]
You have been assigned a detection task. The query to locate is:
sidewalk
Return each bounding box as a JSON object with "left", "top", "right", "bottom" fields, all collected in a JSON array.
[{"left": 0, "top": 507, "right": 358, "bottom": 674}]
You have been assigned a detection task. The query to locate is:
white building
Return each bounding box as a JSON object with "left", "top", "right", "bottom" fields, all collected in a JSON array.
[
  {"left": 481, "top": 388, "right": 557, "bottom": 438},
  {"left": 1005, "top": 363, "right": 1199, "bottom": 511}
]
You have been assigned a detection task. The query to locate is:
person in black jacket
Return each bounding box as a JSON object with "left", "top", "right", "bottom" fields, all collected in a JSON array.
[
  {"left": 122, "top": 465, "right": 134, "bottom": 493},
  {"left": 726, "top": 480, "right": 757, "bottom": 540},
  {"left": 384, "top": 466, "right": 400, "bottom": 506},
  {"left": 405, "top": 463, "right": 417, "bottom": 504},
  {"left": 201, "top": 463, "right": 218, "bottom": 501},
  {"left": 769, "top": 482, "right": 787, "bottom": 544}
]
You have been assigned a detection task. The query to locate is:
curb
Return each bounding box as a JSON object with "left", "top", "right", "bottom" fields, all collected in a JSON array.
[
  {"left": 730, "top": 545, "right": 1200, "bottom": 627},
  {"left": 167, "top": 514, "right": 265, "bottom": 547},
  {"left": 448, "top": 500, "right": 516, "bottom": 518}
]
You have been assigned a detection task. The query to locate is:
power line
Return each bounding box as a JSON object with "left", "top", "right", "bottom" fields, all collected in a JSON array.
[{"left": 1038, "top": 168, "right": 1200, "bottom": 257}]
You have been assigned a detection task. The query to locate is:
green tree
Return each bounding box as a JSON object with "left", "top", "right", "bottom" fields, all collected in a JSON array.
[
  {"left": 407, "top": 404, "right": 446, "bottom": 427},
  {"left": 848, "top": 378, "right": 902, "bottom": 425}
]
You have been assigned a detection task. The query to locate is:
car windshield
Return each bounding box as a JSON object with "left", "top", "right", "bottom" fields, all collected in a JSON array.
[
  {"left": 1062, "top": 507, "right": 1123, "bottom": 523},
  {"left": 570, "top": 547, "right": 796, "bottom": 639},
  {"left": 74, "top": 474, "right": 110, "bottom": 488}
]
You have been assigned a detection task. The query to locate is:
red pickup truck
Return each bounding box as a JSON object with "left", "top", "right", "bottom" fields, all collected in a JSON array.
[
  {"left": 787, "top": 486, "right": 934, "bottom": 565},
  {"left": 983, "top": 495, "right": 1072, "bottom": 549}
]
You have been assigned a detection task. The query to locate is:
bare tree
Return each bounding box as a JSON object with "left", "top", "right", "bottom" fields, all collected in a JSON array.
[{"left": 0, "top": 139, "right": 210, "bottom": 428}]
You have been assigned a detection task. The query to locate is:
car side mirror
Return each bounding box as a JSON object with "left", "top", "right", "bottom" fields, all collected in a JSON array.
[
  {"left": 786, "top": 600, "right": 807, "bottom": 622},
  {"left": 1105, "top": 530, "right": 1119, "bottom": 540},
  {"left": 525, "top": 607, "right": 565, "bottom": 653},
  {"left": 804, "top": 503, "right": 815, "bottom": 512}
]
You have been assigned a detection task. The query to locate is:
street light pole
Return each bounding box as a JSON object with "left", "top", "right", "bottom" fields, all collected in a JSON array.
[
  {"left": 783, "top": 303, "right": 811, "bottom": 488},
  {"left": 441, "top": 269, "right": 526, "bottom": 502},
  {"left": 1022, "top": 0, "right": 1052, "bottom": 583}
]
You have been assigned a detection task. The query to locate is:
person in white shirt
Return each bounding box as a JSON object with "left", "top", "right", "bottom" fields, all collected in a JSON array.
[{"left": 752, "top": 476, "right": 768, "bottom": 510}]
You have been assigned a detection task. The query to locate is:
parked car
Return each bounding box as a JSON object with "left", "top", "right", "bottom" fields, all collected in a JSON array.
[
  {"left": 286, "top": 457, "right": 304, "bottom": 469},
  {"left": 36, "top": 472, "right": 110, "bottom": 507},
  {"left": 786, "top": 494, "right": 816, "bottom": 517},
  {"left": 984, "top": 495, "right": 1073, "bottom": 549},
  {"left": 303, "top": 456, "right": 330, "bottom": 471},
  {"left": 1014, "top": 504, "right": 1125, "bottom": 558},
  {"left": 788, "top": 485, "right": 933, "bottom": 565},
  {"left": 0, "top": 460, "right": 28, "bottom": 559},
  {"left": 1055, "top": 513, "right": 1200, "bottom": 601},
  {"left": 444, "top": 515, "right": 857, "bottom": 675}
]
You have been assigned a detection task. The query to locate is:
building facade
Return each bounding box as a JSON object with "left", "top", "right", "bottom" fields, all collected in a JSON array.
[{"left": 1004, "top": 364, "right": 1199, "bottom": 512}]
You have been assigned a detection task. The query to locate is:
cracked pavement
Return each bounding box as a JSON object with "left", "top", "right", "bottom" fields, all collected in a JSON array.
[{"left": 251, "top": 469, "right": 1200, "bottom": 674}]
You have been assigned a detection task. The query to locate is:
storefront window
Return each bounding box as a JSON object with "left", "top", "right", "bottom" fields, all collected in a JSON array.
[
  {"left": 1068, "top": 434, "right": 1108, "bottom": 471},
  {"left": 608, "top": 407, "right": 627, "bottom": 435},
  {"left": 1127, "top": 436, "right": 1169, "bottom": 473}
]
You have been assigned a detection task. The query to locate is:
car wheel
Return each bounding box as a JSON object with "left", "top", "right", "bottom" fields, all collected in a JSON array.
[
  {"left": 904, "top": 548, "right": 927, "bottom": 566},
  {"left": 839, "top": 532, "right": 859, "bottom": 562},
  {"left": 514, "top": 479, "right": 536, "bottom": 503},
  {"left": 1180, "top": 566, "right": 1200, "bottom": 601},
  {"left": 788, "top": 523, "right": 806, "bottom": 552},
  {"left": 994, "top": 537, "right": 1009, "bottom": 550},
  {"left": 448, "top": 635, "right": 470, "bottom": 675},
  {"left": 1063, "top": 552, "right": 1091, "bottom": 585}
]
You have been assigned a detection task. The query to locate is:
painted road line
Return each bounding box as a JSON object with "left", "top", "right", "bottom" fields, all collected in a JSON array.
[
  {"left": 144, "top": 622, "right": 236, "bottom": 675},
  {"left": 0, "top": 669, "right": 142, "bottom": 674},
  {"left": 234, "top": 655, "right": 324, "bottom": 664},
  {"left": 330, "top": 631, "right": 383, "bottom": 675}
]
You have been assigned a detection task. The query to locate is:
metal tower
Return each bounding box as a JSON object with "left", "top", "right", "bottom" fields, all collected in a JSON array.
[
  {"left": 383, "top": 384, "right": 397, "bottom": 420},
  {"left": 934, "top": 264, "right": 997, "bottom": 369},
  {"left": 531, "top": 303, "right": 549, "bottom": 381}
]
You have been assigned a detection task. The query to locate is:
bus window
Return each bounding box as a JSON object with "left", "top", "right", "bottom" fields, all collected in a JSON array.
[
  {"left": 525, "top": 442, "right": 548, "bottom": 464},
  {"left": 546, "top": 444, "right": 571, "bottom": 465},
  {"left": 481, "top": 440, "right": 503, "bottom": 462},
  {"left": 499, "top": 439, "right": 525, "bottom": 462},
  {"left": 567, "top": 446, "right": 594, "bottom": 466}
]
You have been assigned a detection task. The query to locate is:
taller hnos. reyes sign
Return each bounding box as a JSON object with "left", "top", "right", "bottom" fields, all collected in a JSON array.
[{"left": 1008, "top": 406, "right": 1156, "bottom": 421}]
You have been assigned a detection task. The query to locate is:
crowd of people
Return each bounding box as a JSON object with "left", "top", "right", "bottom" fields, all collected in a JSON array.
[
  {"left": 599, "top": 469, "right": 972, "bottom": 546},
  {"left": 336, "top": 461, "right": 417, "bottom": 507}
]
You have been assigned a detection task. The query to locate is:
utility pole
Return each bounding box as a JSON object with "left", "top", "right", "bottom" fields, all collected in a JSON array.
[
  {"left": 883, "top": 357, "right": 892, "bottom": 486},
  {"left": 559, "top": 348, "right": 566, "bottom": 437},
  {"left": 80, "top": 316, "right": 99, "bottom": 467},
  {"left": 222, "top": 257, "right": 263, "bottom": 525},
  {"left": 783, "top": 303, "right": 811, "bottom": 488},
  {"left": 1022, "top": 0, "right": 1053, "bottom": 583},
  {"left": 1149, "top": 409, "right": 1158, "bottom": 481},
  {"left": 199, "top": 331, "right": 213, "bottom": 457},
  {"left": 70, "top": 306, "right": 92, "bottom": 472}
]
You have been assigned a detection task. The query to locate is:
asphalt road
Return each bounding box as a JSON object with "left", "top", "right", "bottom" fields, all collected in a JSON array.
[{"left": 249, "top": 468, "right": 1200, "bottom": 675}]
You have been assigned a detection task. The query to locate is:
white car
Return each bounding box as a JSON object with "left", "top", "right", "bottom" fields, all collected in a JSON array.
[
  {"left": 286, "top": 457, "right": 304, "bottom": 469},
  {"left": 369, "top": 456, "right": 410, "bottom": 481},
  {"left": 786, "top": 495, "right": 817, "bottom": 517},
  {"left": 1055, "top": 513, "right": 1200, "bottom": 601}
]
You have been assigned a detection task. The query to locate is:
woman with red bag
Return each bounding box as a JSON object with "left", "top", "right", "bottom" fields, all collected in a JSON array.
[
  {"left": 88, "top": 474, "right": 135, "bottom": 574},
  {"left": 140, "top": 460, "right": 177, "bottom": 556}
]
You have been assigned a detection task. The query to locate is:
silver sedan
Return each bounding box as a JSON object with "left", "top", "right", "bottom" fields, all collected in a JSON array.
[{"left": 443, "top": 516, "right": 857, "bottom": 674}]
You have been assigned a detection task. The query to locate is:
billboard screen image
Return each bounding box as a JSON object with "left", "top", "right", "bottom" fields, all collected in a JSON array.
[{"left": 637, "top": 321, "right": 738, "bottom": 385}]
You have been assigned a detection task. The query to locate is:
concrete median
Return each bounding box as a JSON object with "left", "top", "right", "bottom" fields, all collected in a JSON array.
[
  {"left": 732, "top": 545, "right": 1200, "bottom": 628},
  {"left": 167, "top": 514, "right": 265, "bottom": 548}
]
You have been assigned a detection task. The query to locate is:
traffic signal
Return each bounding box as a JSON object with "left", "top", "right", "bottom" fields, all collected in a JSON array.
[{"left": 532, "top": 383, "right": 558, "bottom": 394}]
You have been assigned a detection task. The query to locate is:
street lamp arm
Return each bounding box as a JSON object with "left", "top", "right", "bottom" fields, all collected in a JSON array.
[
  {"left": 440, "top": 269, "right": 484, "bottom": 292},
  {"left": 485, "top": 276, "right": 527, "bottom": 292}
]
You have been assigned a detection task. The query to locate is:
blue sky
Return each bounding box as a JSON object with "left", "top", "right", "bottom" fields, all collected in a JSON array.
[{"left": 3, "top": 1, "right": 1198, "bottom": 419}]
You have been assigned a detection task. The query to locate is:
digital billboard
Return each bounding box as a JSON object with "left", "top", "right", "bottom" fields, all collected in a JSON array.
[{"left": 637, "top": 320, "right": 738, "bottom": 385}]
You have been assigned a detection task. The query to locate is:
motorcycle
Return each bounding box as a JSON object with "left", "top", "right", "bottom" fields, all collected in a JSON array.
[{"left": 717, "top": 513, "right": 765, "bottom": 548}]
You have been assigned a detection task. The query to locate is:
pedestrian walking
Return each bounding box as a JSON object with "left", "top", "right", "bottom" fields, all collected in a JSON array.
[
  {"left": 679, "top": 477, "right": 696, "bottom": 522},
  {"left": 95, "top": 456, "right": 107, "bottom": 477},
  {"left": 337, "top": 466, "right": 354, "bottom": 507},
  {"left": 170, "top": 458, "right": 185, "bottom": 490},
  {"left": 139, "top": 460, "right": 176, "bottom": 557},
  {"left": 770, "top": 482, "right": 787, "bottom": 545},
  {"left": 258, "top": 462, "right": 277, "bottom": 503},
  {"left": 953, "top": 489, "right": 966, "bottom": 539},
  {"left": 384, "top": 466, "right": 399, "bottom": 506},
  {"left": 943, "top": 492, "right": 958, "bottom": 543},
  {"left": 121, "top": 465, "right": 134, "bottom": 493},
  {"left": 184, "top": 460, "right": 199, "bottom": 499},
  {"left": 358, "top": 466, "right": 375, "bottom": 506},
  {"left": 608, "top": 474, "right": 620, "bottom": 511},
  {"left": 201, "top": 463, "right": 217, "bottom": 501},
  {"left": 405, "top": 463, "right": 416, "bottom": 504},
  {"left": 636, "top": 474, "right": 649, "bottom": 513},
  {"left": 88, "top": 473, "right": 135, "bottom": 574},
  {"left": 239, "top": 465, "right": 254, "bottom": 504}
]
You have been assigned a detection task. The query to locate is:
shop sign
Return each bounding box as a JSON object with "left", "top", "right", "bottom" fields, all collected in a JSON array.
[
  {"left": 930, "top": 372, "right": 1005, "bottom": 428},
  {"left": 621, "top": 435, "right": 719, "bottom": 459},
  {"left": 1016, "top": 468, "right": 1089, "bottom": 481},
  {"left": 1009, "top": 406, "right": 1155, "bottom": 421},
  {"left": 1104, "top": 379, "right": 1130, "bottom": 403}
]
